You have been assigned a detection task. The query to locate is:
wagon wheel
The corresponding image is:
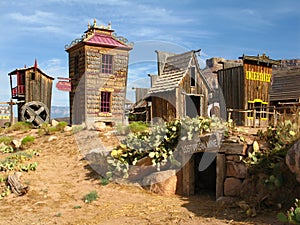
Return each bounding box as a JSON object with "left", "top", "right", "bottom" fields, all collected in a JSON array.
[{"left": 21, "top": 101, "right": 50, "bottom": 127}]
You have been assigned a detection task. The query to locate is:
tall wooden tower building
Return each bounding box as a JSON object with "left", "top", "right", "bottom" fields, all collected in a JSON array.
[{"left": 65, "top": 20, "right": 133, "bottom": 125}]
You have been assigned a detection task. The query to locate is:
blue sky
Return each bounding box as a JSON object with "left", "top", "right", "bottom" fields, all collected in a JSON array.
[{"left": 0, "top": 0, "right": 299, "bottom": 106}]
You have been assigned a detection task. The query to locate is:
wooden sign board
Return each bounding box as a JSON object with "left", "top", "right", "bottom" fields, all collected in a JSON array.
[
  {"left": 0, "top": 105, "right": 10, "bottom": 127},
  {"left": 56, "top": 81, "right": 71, "bottom": 92}
]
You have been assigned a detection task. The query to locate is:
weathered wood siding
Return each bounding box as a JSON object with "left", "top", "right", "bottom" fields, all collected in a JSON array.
[
  {"left": 69, "top": 44, "right": 86, "bottom": 124},
  {"left": 243, "top": 61, "right": 272, "bottom": 106},
  {"left": 179, "top": 57, "right": 208, "bottom": 117},
  {"left": 217, "top": 66, "right": 244, "bottom": 125},
  {"left": 24, "top": 69, "right": 53, "bottom": 115},
  {"left": 152, "top": 91, "right": 176, "bottom": 121}
]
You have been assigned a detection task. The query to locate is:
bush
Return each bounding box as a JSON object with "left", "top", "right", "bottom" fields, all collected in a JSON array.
[
  {"left": 278, "top": 199, "right": 300, "bottom": 224},
  {"left": 5, "top": 122, "right": 32, "bottom": 133},
  {"left": 0, "top": 136, "right": 13, "bottom": 145},
  {"left": 56, "top": 121, "right": 68, "bottom": 131},
  {"left": 128, "top": 121, "right": 149, "bottom": 133},
  {"left": 21, "top": 136, "right": 35, "bottom": 146},
  {"left": 83, "top": 190, "right": 99, "bottom": 203}
]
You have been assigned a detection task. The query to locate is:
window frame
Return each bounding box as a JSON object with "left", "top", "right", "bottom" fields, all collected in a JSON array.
[
  {"left": 190, "top": 66, "right": 196, "bottom": 87},
  {"left": 100, "top": 91, "right": 111, "bottom": 113},
  {"left": 101, "top": 54, "right": 113, "bottom": 74}
]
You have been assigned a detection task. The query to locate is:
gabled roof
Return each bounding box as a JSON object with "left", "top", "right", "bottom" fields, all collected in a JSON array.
[
  {"left": 270, "top": 68, "right": 300, "bottom": 101},
  {"left": 147, "top": 50, "right": 210, "bottom": 95},
  {"left": 8, "top": 66, "right": 54, "bottom": 80}
]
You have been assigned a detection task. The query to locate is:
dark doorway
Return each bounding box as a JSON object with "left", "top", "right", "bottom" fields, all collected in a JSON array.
[
  {"left": 194, "top": 152, "right": 216, "bottom": 196},
  {"left": 186, "top": 95, "right": 200, "bottom": 118}
]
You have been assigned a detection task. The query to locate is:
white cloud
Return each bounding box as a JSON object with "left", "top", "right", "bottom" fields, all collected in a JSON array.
[{"left": 8, "top": 11, "right": 55, "bottom": 24}]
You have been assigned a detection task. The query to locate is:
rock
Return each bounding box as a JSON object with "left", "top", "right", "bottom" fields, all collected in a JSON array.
[
  {"left": 12, "top": 139, "right": 22, "bottom": 148},
  {"left": 93, "top": 122, "right": 106, "bottom": 131},
  {"left": 224, "top": 177, "right": 242, "bottom": 197},
  {"left": 48, "top": 136, "right": 58, "bottom": 142},
  {"left": 253, "top": 141, "right": 260, "bottom": 152},
  {"left": 142, "top": 170, "right": 177, "bottom": 196},
  {"left": 64, "top": 126, "right": 73, "bottom": 132},
  {"left": 51, "top": 119, "right": 59, "bottom": 127},
  {"left": 85, "top": 148, "right": 110, "bottom": 177},
  {"left": 286, "top": 140, "right": 300, "bottom": 182},
  {"left": 216, "top": 196, "right": 239, "bottom": 208},
  {"left": 226, "top": 155, "right": 243, "bottom": 162},
  {"left": 226, "top": 161, "right": 247, "bottom": 178}
]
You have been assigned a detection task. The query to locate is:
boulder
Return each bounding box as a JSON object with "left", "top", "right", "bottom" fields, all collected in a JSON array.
[
  {"left": 12, "top": 139, "right": 22, "bottom": 148},
  {"left": 142, "top": 170, "right": 177, "bottom": 196},
  {"left": 64, "top": 126, "right": 73, "bottom": 132},
  {"left": 48, "top": 136, "right": 58, "bottom": 142},
  {"left": 85, "top": 148, "right": 110, "bottom": 177},
  {"left": 51, "top": 119, "right": 59, "bottom": 127},
  {"left": 286, "top": 140, "right": 300, "bottom": 182},
  {"left": 93, "top": 122, "right": 106, "bottom": 131},
  {"left": 226, "top": 161, "right": 247, "bottom": 178},
  {"left": 224, "top": 177, "right": 242, "bottom": 197}
]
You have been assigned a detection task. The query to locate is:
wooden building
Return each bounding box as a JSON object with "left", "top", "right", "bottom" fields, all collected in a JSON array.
[
  {"left": 217, "top": 54, "right": 280, "bottom": 127},
  {"left": 145, "top": 50, "right": 210, "bottom": 122},
  {"left": 65, "top": 19, "right": 133, "bottom": 125},
  {"left": 8, "top": 61, "right": 54, "bottom": 125},
  {"left": 270, "top": 68, "right": 300, "bottom": 111}
]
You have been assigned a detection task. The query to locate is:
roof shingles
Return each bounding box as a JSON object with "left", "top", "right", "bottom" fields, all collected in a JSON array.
[{"left": 148, "top": 51, "right": 193, "bottom": 94}]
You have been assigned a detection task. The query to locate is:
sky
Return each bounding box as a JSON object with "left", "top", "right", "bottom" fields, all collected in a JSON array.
[{"left": 0, "top": 0, "right": 299, "bottom": 107}]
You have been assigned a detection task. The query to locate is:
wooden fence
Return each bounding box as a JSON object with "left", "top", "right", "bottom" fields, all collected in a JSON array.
[{"left": 227, "top": 106, "right": 300, "bottom": 128}]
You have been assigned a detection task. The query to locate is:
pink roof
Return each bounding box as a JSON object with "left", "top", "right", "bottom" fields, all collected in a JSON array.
[{"left": 86, "top": 33, "right": 131, "bottom": 49}]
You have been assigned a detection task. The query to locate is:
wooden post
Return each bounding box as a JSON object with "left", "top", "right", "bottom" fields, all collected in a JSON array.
[
  {"left": 273, "top": 106, "right": 277, "bottom": 128},
  {"left": 228, "top": 110, "right": 232, "bottom": 122},
  {"left": 9, "top": 99, "right": 14, "bottom": 125},
  {"left": 216, "top": 153, "right": 225, "bottom": 199},
  {"left": 253, "top": 109, "right": 256, "bottom": 128}
]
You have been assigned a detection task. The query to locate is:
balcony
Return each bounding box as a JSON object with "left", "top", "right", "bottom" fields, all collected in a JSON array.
[{"left": 12, "top": 85, "right": 25, "bottom": 98}]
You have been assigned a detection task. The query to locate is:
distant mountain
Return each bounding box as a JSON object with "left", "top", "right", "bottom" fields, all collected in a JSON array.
[{"left": 51, "top": 106, "right": 70, "bottom": 119}]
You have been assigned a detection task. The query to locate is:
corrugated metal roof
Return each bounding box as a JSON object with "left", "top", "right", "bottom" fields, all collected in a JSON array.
[
  {"left": 147, "top": 51, "right": 193, "bottom": 94},
  {"left": 270, "top": 68, "right": 300, "bottom": 101},
  {"left": 85, "top": 33, "right": 131, "bottom": 49}
]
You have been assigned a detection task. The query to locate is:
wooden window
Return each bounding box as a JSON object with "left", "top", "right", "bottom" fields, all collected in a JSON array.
[
  {"left": 101, "top": 54, "right": 113, "bottom": 74},
  {"left": 100, "top": 91, "right": 111, "bottom": 113},
  {"left": 31, "top": 72, "right": 35, "bottom": 80},
  {"left": 74, "top": 55, "right": 79, "bottom": 76},
  {"left": 190, "top": 67, "right": 196, "bottom": 86},
  {"left": 262, "top": 103, "right": 267, "bottom": 119}
]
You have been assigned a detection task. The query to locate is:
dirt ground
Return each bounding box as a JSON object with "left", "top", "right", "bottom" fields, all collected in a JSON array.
[{"left": 0, "top": 130, "right": 285, "bottom": 225}]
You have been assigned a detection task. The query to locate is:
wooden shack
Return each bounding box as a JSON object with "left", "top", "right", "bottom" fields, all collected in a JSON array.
[
  {"left": 217, "top": 54, "right": 280, "bottom": 127},
  {"left": 270, "top": 68, "right": 300, "bottom": 113},
  {"left": 145, "top": 50, "right": 210, "bottom": 121},
  {"left": 65, "top": 19, "right": 133, "bottom": 126},
  {"left": 8, "top": 61, "right": 54, "bottom": 124}
]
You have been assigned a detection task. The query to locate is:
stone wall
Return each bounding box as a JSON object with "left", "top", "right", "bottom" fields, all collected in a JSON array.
[{"left": 222, "top": 143, "right": 247, "bottom": 198}]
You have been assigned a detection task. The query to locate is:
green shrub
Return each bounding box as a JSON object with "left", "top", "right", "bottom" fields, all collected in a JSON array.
[
  {"left": 100, "top": 177, "right": 109, "bottom": 186},
  {"left": 0, "top": 136, "right": 13, "bottom": 145},
  {"left": 21, "top": 136, "right": 35, "bottom": 146},
  {"left": 83, "top": 190, "right": 99, "bottom": 203},
  {"left": 56, "top": 121, "right": 68, "bottom": 131},
  {"left": 38, "top": 123, "right": 57, "bottom": 135},
  {"left": 6, "top": 122, "right": 32, "bottom": 132},
  {"left": 128, "top": 121, "right": 149, "bottom": 134},
  {"left": 278, "top": 199, "right": 300, "bottom": 224}
]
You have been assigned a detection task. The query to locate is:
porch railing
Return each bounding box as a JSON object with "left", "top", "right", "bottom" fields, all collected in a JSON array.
[{"left": 12, "top": 85, "right": 25, "bottom": 97}]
